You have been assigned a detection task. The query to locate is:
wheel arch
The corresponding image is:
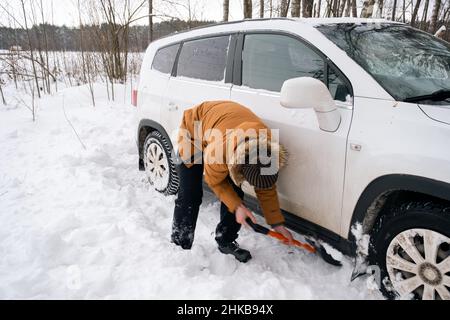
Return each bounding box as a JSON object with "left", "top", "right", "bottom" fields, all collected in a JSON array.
[
  {"left": 348, "top": 174, "right": 450, "bottom": 251},
  {"left": 138, "top": 119, "right": 173, "bottom": 171}
]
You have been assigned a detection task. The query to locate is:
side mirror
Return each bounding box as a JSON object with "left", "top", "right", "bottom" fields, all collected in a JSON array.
[{"left": 280, "top": 77, "right": 341, "bottom": 132}]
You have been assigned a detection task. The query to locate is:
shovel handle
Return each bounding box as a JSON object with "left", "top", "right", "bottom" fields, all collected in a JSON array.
[
  {"left": 245, "top": 218, "right": 270, "bottom": 235},
  {"left": 268, "top": 231, "right": 316, "bottom": 253},
  {"left": 246, "top": 218, "right": 316, "bottom": 254}
]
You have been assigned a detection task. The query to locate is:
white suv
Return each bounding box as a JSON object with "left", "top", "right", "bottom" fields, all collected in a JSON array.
[{"left": 135, "top": 18, "right": 450, "bottom": 300}]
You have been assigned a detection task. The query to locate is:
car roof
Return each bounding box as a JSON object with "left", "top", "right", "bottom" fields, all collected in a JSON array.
[
  {"left": 173, "top": 17, "right": 400, "bottom": 34},
  {"left": 151, "top": 17, "right": 401, "bottom": 47}
]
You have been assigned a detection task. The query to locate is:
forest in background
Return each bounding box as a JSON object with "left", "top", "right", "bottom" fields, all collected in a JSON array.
[{"left": 0, "top": 0, "right": 449, "bottom": 120}]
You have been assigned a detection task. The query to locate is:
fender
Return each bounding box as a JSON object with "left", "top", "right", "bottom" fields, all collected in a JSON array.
[
  {"left": 137, "top": 119, "right": 174, "bottom": 170},
  {"left": 349, "top": 174, "right": 450, "bottom": 241}
]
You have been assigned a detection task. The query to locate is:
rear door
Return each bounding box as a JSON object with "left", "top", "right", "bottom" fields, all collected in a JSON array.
[
  {"left": 162, "top": 34, "right": 236, "bottom": 137},
  {"left": 230, "top": 32, "right": 353, "bottom": 235},
  {"left": 140, "top": 43, "right": 180, "bottom": 124}
]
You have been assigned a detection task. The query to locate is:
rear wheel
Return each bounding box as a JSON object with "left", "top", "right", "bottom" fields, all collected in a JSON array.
[
  {"left": 370, "top": 202, "right": 450, "bottom": 300},
  {"left": 143, "top": 131, "right": 179, "bottom": 195}
]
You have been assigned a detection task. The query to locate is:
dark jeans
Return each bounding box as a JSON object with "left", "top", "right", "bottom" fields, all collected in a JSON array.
[{"left": 171, "top": 163, "right": 244, "bottom": 249}]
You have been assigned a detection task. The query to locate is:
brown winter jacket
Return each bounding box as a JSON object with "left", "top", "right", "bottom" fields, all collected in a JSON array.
[{"left": 178, "top": 101, "right": 286, "bottom": 226}]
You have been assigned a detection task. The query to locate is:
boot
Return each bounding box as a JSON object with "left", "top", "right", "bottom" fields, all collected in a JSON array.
[{"left": 218, "top": 241, "right": 252, "bottom": 263}]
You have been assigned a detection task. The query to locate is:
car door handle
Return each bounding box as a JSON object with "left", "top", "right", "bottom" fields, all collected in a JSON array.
[{"left": 168, "top": 102, "right": 179, "bottom": 112}]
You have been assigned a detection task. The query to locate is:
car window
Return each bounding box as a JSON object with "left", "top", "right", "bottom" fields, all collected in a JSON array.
[
  {"left": 328, "top": 66, "right": 352, "bottom": 102},
  {"left": 241, "top": 34, "right": 325, "bottom": 92},
  {"left": 317, "top": 23, "right": 450, "bottom": 103},
  {"left": 151, "top": 44, "right": 180, "bottom": 74},
  {"left": 177, "top": 36, "right": 230, "bottom": 82}
]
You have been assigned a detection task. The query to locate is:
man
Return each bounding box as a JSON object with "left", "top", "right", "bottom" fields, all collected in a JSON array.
[{"left": 171, "top": 101, "right": 293, "bottom": 263}]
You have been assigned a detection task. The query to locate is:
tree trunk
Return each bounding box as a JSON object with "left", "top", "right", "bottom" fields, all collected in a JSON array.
[
  {"left": 223, "top": 0, "right": 230, "bottom": 21},
  {"left": 260, "top": 0, "right": 265, "bottom": 18},
  {"left": 148, "top": 0, "right": 153, "bottom": 43},
  {"left": 303, "top": 0, "right": 314, "bottom": 17},
  {"left": 317, "top": 0, "right": 322, "bottom": 17},
  {"left": 360, "top": 0, "right": 376, "bottom": 17},
  {"left": 411, "top": 0, "right": 422, "bottom": 27},
  {"left": 280, "top": 0, "right": 290, "bottom": 17},
  {"left": 332, "top": 0, "right": 339, "bottom": 16},
  {"left": 291, "top": 0, "right": 301, "bottom": 17},
  {"left": 244, "top": 0, "right": 253, "bottom": 18},
  {"left": 39, "top": 0, "right": 51, "bottom": 94},
  {"left": 20, "top": 0, "right": 41, "bottom": 99},
  {"left": 392, "top": 0, "right": 398, "bottom": 20},
  {"left": 429, "top": 0, "right": 442, "bottom": 33},
  {"left": 339, "top": 0, "right": 347, "bottom": 16},
  {"left": 351, "top": 0, "right": 357, "bottom": 17},
  {"left": 345, "top": 0, "right": 351, "bottom": 16},
  {"left": 377, "top": 0, "right": 384, "bottom": 18},
  {"left": 0, "top": 83, "right": 6, "bottom": 105},
  {"left": 402, "top": 0, "right": 406, "bottom": 22},
  {"left": 420, "top": 0, "right": 430, "bottom": 30}
]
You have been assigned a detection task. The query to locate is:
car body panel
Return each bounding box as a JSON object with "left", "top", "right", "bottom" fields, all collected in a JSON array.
[{"left": 341, "top": 98, "right": 450, "bottom": 236}]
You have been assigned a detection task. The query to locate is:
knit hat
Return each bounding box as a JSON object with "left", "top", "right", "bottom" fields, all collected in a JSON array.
[
  {"left": 240, "top": 162, "right": 279, "bottom": 190},
  {"left": 228, "top": 136, "right": 288, "bottom": 190}
]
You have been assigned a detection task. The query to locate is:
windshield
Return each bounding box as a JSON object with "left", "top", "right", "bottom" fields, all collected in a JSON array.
[{"left": 316, "top": 23, "right": 450, "bottom": 105}]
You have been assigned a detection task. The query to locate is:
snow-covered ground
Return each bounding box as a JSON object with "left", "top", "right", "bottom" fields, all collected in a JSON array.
[{"left": 0, "top": 83, "right": 382, "bottom": 299}]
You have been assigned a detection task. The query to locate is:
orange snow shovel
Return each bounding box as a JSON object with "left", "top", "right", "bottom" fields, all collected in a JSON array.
[
  {"left": 245, "top": 218, "right": 342, "bottom": 266},
  {"left": 246, "top": 218, "right": 315, "bottom": 253}
]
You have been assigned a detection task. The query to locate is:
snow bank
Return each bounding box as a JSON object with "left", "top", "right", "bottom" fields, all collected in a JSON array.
[{"left": 0, "top": 83, "right": 382, "bottom": 299}]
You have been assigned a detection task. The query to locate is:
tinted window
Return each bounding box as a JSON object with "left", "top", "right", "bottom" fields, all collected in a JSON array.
[
  {"left": 177, "top": 36, "right": 230, "bottom": 82},
  {"left": 152, "top": 44, "right": 179, "bottom": 74},
  {"left": 242, "top": 34, "right": 325, "bottom": 92},
  {"left": 328, "top": 66, "right": 352, "bottom": 102}
]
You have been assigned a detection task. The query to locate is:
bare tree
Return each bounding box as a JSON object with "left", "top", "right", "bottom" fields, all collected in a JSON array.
[
  {"left": 260, "top": 0, "right": 265, "bottom": 18},
  {"left": 317, "top": 0, "right": 323, "bottom": 17},
  {"left": 19, "top": 0, "right": 41, "bottom": 99},
  {"left": 303, "top": 0, "right": 314, "bottom": 17},
  {"left": 280, "top": 0, "right": 290, "bottom": 17},
  {"left": 351, "top": 0, "right": 357, "bottom": 17},
  {"left": 361, "top": 0, "right": 376, "bottom": 17},
  {"left": 78, "top": 0, "right": 95, "bottom": 107},
  {"left": 0, "top": 81, "right": 6, "bottom": 105},
  {"left": 421, "top": 0, "right": 430, "bottom": 29},
  {"left": 402, "top": 0, "right": 406, "bottom": 22},
  {"left": 392, "top": 0, "right": 398, "bottom": 20},
  {"left": 149, "top": 0, "right": 153, "bottom": 42},
  {"left": 375, "top": 0, "right": 384, "bottom": 17},
  {"left": 223, "top": 0, "right": 230, "bottom": 21},
  {"left": 291, "top": 0, "right": 301, "bottom": 17},
  {"left": 429, "top": 0, "right": 442, "bottom": 33},
  {"left": 244, "top": 0, "right": 253, "bottom": 18},
  {"left": 411, "top": 0, "right": 422, "bottom": 26},
  {"left": 339, "top": 0, "right": 347, "bottom": 16},
  {"left": 344, "top": 0, "right": 352, "bottom": 16}
]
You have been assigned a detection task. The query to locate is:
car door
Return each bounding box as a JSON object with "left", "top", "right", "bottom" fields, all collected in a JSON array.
[
  {"left": 230, "top": 32, "right": 353, "bottom": 235},
  {"left": 140, "top": 43, "right": 180, "bottom": 125},
  {"left": 161, "top": 34, "right": 235, "bottom": 138}
]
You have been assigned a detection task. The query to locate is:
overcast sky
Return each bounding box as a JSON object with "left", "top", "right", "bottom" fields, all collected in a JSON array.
[{"left": 0, "top": 0, "right": 249, "bottom": 27}]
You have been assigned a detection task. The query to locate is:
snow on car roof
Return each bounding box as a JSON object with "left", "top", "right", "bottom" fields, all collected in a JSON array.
[
  {"left": 290, "top": 17, "right": 402, "bottom": 25},
  {"left": 149, "top": 17, "right": 402, "bottom": 50}
]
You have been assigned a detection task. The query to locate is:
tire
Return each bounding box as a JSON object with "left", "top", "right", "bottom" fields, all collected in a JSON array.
[
  {"left": 143, "top": 131, "right": 179, "bottom": 196},
  {"left": 369, "top": 201, "right": 450, "bottom": 300}
]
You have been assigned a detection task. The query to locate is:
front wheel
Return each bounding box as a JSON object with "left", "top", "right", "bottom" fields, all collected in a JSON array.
[
  {"left": 370, "top": 202, "right": 450, "bottom": 300},
  {"left": 143, "top": 131, "right": 179, "bottom": 195}
]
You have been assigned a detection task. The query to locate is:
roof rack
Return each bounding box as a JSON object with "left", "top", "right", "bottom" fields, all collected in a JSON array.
[{"left": 155, "top": 17, "right": 296, "bottom": 42}]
